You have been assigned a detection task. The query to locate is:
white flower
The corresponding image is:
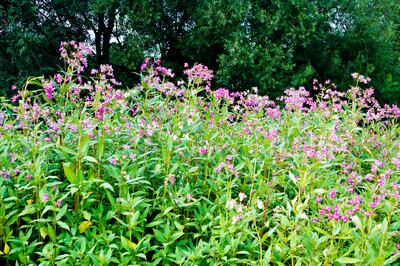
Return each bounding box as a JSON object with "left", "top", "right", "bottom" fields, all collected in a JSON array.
[
  {"left": 226, "top": 199, "right": 236, "bottom": 209},
  {"left": 239, "top": 192, "right": 246, "bottom": 202},
  {"left": 256, "top": 200, "right": 263, "bottom": 210},
  {"left": 236, "top": 204, "right": 243, "bottom": 213}
]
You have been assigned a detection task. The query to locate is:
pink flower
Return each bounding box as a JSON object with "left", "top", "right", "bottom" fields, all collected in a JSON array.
[
  {"left": 232, "top": 215, "right": 240, "bottom": 225},
  {"left": 43, "top": 81, "right": 54, "bottom": 100},
  {"left": 315, "top": 195, "right": 322, "bottom": 203},
  {"left": 393, "top": 157, "right": 400, "bottom": 170},
  {"left": 365, "top": 174, "right": 373, "bottom": 181},
  {"left": 199, "top": 147, "right": 208, "bottom": 155},
  {"left": 43, "top": 193, "right": 49, "bottom": 203},
  {"left": 54, "top": 74, "right": 63, "bottom": 84},
  {"left": 168, "top": 175, "right": 175, "bottom": 185},
  {"left": 329, "top": 189, "right": 336, "bottom": 199},
  {"left": 109, "top": 158, "right": 118, "bottom": 166},
  {"left": 214, "top": 162, "right": 225, "bottom": 173},
  {"left": 115, "top": 90, "right": 123, "bottom": 99},
  {"left": 364, "top": 211, "right": 374, "bottom": 217},
  {"left": 183, "top": 63, "right": 214, "bottom": 85}
]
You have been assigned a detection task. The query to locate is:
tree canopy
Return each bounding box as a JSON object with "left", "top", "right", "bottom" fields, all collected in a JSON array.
[{"left": 1, "top": 0, "right": 399, "bottom": 102}]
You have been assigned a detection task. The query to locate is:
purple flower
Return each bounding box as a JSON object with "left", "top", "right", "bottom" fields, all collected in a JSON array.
[
  {"left": 54, "top": 74, "right": 63, "bottom": 84},
  {"left": 43, "top": 81, "right": 54, "bottom": 100},
  {"left": 57, "top": 200, "right": 62, "bottom": 208},
  {"left": 329, "top": 189, "right": 336, "bottom": 199}
]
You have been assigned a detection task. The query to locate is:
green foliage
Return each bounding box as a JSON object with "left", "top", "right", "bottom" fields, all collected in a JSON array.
[
  {"left": 1, "top": 0, "right": 400, "bottom": 99},
  {"left": 0, "top": 43, "right": 400, "bottom": 265}
]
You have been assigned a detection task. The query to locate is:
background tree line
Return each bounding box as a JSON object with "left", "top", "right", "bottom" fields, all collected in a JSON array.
[{"left": 1, "top": 0, "right": 399, "bottom": 103}]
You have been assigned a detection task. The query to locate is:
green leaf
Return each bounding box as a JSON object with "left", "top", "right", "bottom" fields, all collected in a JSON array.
[
  {"left": 56, "top": 204, "right": 68, "bottom": 221},
  {"left": 40, "top": 227, "right": 48, "bottom": 239},
  {"left": 153, "top": 229, "right": 166, "bottom": 243},
  {"left": 57, "top": 221, "right": 70, "bottom": 231},
  {"left": 47, "top": 223, "right": 56, "bottom": 242},
  {"left": 83, "top": 156, "right": 98, "bottom": 164},
  {"left": 63, "top": 162, "right": 77, "bottom": 184},
  {"left": 100, "top": 182, "right": 115, "bottom": 193},
  {"left": 163, "top": 207, "right": 174, "bottom": 216},
  {"left": 3, "top": 243, "right": 10, "bottom": 255},
  {"left": 79, "top": 221, "right": 92, "bottom": 234},
  {"left": 351, "top": 215, "right": 363, "bottom": 231},
  {"left": 121, "top": 236, "right": 136, "bottom": 251},
  {"left": 82, "top": 211, "right": 91, "bottom": 221},
  {"left": 106, "top": 191, "right": 116, "bottom": 209},
  {"left": 42, "top": 205, "right": 55, "bottom": 216},
  {"left": 78, "top": 135, "right": 90, "bottom": 157},
  {"left": 146, "top": 221, "right": 163, "bottom": 228},
  {"left": 97, "top": 135, "right": 105, "bottom": 160},
  {"left": 333, "top": 222, "right": 341, "bottom": 236},
  {"left": 58, "top": 145, "right": 76, "bottom": 156},
  {"left": 19, "top": 205, "right": 37, "bottom": 217},
  {"left": 336, "top": 257, "right": 362, "bottom": 264}
]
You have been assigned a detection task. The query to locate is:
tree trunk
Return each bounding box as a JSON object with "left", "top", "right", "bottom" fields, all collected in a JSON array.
[{"left": 95, "top": 4, "right": 117, "bottom": 65}]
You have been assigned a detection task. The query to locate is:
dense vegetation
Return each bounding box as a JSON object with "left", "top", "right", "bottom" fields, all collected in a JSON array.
[
  {"left": 1, "top": 0, "right": 400, "bottom": 102},
  {"left": 0, "top": 41, "right": 400, "bottom": 265}
]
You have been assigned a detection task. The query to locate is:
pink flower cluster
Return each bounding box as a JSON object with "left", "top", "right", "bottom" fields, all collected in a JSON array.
[{"left": 184, "top": 63, "right": 214, "bottom": 86}]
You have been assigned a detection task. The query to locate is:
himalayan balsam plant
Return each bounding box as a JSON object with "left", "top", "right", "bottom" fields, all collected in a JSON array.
[{"left": 0, "top": 41, "right": 399, "bottom": 265}]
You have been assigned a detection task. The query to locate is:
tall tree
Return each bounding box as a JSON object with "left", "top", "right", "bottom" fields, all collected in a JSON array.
[
  {"left": 1, "top": 0, "right": 400, "bottom": 103},
  {"left": 0, "top": 0, "right": 131, "bottom": 94}
]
